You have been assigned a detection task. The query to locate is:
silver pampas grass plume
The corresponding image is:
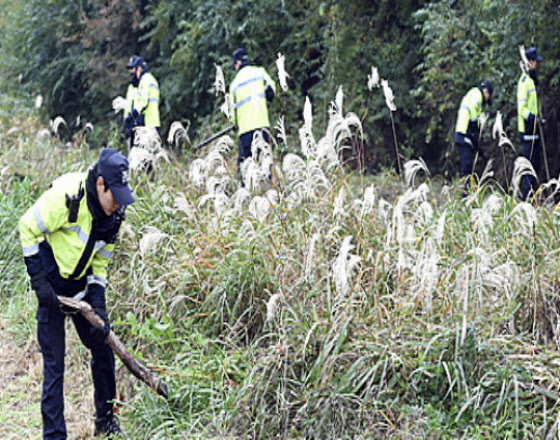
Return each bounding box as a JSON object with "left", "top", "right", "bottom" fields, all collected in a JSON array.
[
  {"left": 492, "top": 111, "right": 514, "bottom": 150},
  {"left": 510, "top": 201, "right": 537, "bottom": 236},
  {"left": 381, "top": 79, "right": 396, "bottom": 112},
  {"left": 316, "top": 88, "right": 362, "bottom": 169},
  {"left": 214, "top": 64, "right": 226, "bottom": 95},
  {"left": 220, "top": 94, "right": 230, "bottom": 119},
  {"left": 305, "top": 233, "right": 320, "bottom": 282},
  {"left": 189, "top": 144, "right": 230, "bottom": 188},
  {"left": 355, "top": 184, "right": 376, "bottom": 219},
  {"left": 275, "top": 116, "right": 288, "bottom": 148},
  {"left": 129, "top": 127, "right": 168, "bottom": 173},
  {"left": 35, "top": 95, "right": 43, "bottom": 109},
  {"left": 332, "top": 236, "right": 361, "bottom": 296},
  {"left": 215, "top": 65, "right": 229, "bottom": 118},
  {"left": 511, "top": 157, "right": 537, "bottom": 199},
  {"left": 50, "top": 116, "right": 68, "bottom": 137},
  {"left": 266, "top": 292, "right": 282, "bottom": 322},
  {"left": 300, "top": 96, "right": 316, "bottom": 158},
  {"left": 519, "top": 44, "right": 530, "bottom": 74},
  {"left": 139, "top": 226, "right": 167, "bottom": 257},
  {"left": 249, "top": 195, "right": 272, "bottom": 221},
  {"left": 276, "top": 52, "right": 290, "bottom": 92},
  {"left": 404, "top": 158, "right": 430, "bottom": 188},
  {"left": 333, "top": 186, "right": 347, "bottom": 220},
  {"left": 334, "top": 86, "right": 344, "bottom": 116},
  {"left": 367, "top": 66, "right": 380, "bottom": 90},
  {"left": 282, "top": 155, "right": 331, "bottom": 202},
  {"left": 112, "top": 96, "right": 127, "bottom": 114},
  {"left": 238, "top": 131, "right": 275, "bottom": 191},
  {"left": 167, "top": 121, "right": 190, "bottom": 148}
]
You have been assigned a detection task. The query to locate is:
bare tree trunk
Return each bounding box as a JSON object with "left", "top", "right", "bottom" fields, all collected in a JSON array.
[{"left": 57, "top": 295, "right": 169, "bottom": 399}]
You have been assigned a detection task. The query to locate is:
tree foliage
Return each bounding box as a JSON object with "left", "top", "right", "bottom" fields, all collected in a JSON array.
[{"left": 1, "top": 0, "right": 559, "bottom": 175}]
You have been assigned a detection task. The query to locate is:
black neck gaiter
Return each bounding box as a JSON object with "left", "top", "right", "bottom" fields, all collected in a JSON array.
[
  {"left": 529, "top": 69, "right": 538, "bottom": 87},
  {"left": 86, "top": 164, "right": 108, "bottom": 222}
]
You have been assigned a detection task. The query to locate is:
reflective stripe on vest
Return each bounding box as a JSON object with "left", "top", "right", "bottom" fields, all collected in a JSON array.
[
  {"left": 87, "top": 274, "right": 107, "bottom": 288},
  {"left": 231, "top": 93, "right": 266, "bottom": 110},
  {"left": 523, "top": 134, "right": 539, "bottom": 141},
  {"left": 34, "top": 205, "right": 50, "bottom": 234},
  {"left": 233, "top": 76, "right": 265, "bottom": 95},
  {"left": 22, "top": 243, "right": 39, "bottom": 257}
]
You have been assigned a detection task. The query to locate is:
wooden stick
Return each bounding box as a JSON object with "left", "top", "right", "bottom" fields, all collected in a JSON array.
[
  {"left": 537, "top": 118, "right": 550, "bottom": 181},
  {"left": 57, "top": 295, "right": 169, "bottom": 399},
  {"left": 193, "top": 124, "right": 236, "bottom": 151}
]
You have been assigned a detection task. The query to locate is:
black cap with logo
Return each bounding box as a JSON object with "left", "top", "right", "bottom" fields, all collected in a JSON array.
[{"left": 97, "top": 148, "right": 135, "bottom": 206}]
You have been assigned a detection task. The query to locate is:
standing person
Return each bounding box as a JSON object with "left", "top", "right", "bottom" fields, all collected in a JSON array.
[
  {"left": 122, "top": 56, "right": 140, "bottom": 148},
  {"left": 19, "top": 148, "right": 135, "bottom": 439},
  {"left": 518, "top": 46, "right": 543, "bottom": 201},
  {"left": 124, "top": 55, "right": 161, "bottom": 145},
  {"left": 228, "top": 48, "right": 276, "bottom": 182},
  {"left": 454, "top": 80, "right": 493, "bottom": 181}
]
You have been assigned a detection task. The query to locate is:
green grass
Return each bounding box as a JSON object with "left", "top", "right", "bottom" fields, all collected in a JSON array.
[{"left": 2, "top": 92, "right": 560, "bottom": 439}]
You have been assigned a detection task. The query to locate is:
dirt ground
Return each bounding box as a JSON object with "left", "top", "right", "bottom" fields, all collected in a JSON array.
[{"left": 0, "top": 315, "right": 100, "bottom": 439}]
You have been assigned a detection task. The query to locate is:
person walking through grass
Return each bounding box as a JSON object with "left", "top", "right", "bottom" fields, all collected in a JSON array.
[
  {"left": 123, "top": 55, "right": 161, "bottom": 148},
  {"left": 228, "top": 47, "right": 276, "bottom": 184},
  {"left": 518, "top": 46, "right": 543, "bottom": 201},
  {"left": 454, "top": 80, "right": 493, "bottom": 183}
]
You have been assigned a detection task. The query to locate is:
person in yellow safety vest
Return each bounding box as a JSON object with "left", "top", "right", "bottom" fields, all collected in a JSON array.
[
  {"left": 19, "top": 148, "right": 135, "bottom": 439},
  {"left": 518, "top": 46, "right": 544, "bottom": 201},
  {"left": 228, "top": 48, "right": 276, "bottom": 182},
  {"left": 123, "top": 55, "right": 161, "bottom": 147},
  {"left": 123, "top": 58, "right": 139, "bottom": 142},
  {"left": 454, "top": 80, "right": 493, "bottom": 180}
]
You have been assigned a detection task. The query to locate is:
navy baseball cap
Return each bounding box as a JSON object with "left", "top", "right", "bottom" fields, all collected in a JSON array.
[
  {"left": 126, "top": 55, "right": 145, "bottom": 69},
  {"left": 525, "top": 47, "right": 543, "bottom": 62},
  {"left": 232, "top": 48, "right": 248, "bottom": 70},
  {"left": 480, "top": 80, "right": 493, "bottom": 105},
  {"left": 97, "top": 148, "right": 135, "bottom": 206}
]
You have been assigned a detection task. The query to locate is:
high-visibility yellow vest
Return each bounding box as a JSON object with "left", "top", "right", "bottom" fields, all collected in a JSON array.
[
  {"left": 229, "top": 65, "right": 276, "bottom": 135},
  {"left": 135, "top": 71, "right": 161, "bottom": 127},
  {"left": 455, "top": 87, "right": 483, "bottom": 135},
  {"left": 517, "top": 73, "right": 539, "bottom": 134},
  {"left": 19, "top": 173, "right": 114, "bottom": 288}
]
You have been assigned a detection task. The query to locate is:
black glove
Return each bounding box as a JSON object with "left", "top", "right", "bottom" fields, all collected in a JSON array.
[
  {"left": 131, "top": 109, "right": 140, "bottom": 120},
  {"left": 90, "top": 307, "right": 110, "bottom": 343},
  {"left": 527, "top": 112, "right": 536, "bottom": 128},
  {"left": 466, "top": 120, "right": 479, "bottom": 150},
  {"left": 123, "top": 114, "right": 135, "bottom": 138},
  {"left": 265, "top": 85, "right": 275, "bottom": 104},
  {"left": 30, "top": 272, "right": 56, "bottom": 307}
]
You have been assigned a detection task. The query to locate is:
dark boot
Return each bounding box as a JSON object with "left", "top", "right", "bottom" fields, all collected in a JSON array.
[{"left": 94, "top": 411, "right": 123, "bottom": 438}]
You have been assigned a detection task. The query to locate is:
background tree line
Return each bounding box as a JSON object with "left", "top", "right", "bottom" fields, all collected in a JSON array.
[{"left": 1, "top": 0, "right": 559, "bottom": 179}]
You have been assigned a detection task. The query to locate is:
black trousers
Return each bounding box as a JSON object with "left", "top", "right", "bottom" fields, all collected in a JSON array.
[
  {"left": 237, "top": 129, "right": 270, "bottom": 170},
  {"left": 37, "top": 300, "right": 115, "bottom": 439},
  {"left": 456, "top": 140, "right": 478, "bottom": 178}
]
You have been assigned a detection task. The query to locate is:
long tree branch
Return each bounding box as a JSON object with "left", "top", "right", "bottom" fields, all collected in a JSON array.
[{"left": 57, "top": 295, "right": 169, "bottom": 399}]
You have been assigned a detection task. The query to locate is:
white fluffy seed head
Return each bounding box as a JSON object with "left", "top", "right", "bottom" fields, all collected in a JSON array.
[
  {"left": 381, "top": 79, "right": 396, "bottom": 112},
  {"left": 266, "top": 293, "right": 282, "bottom": 322},
  {"left": 276, "top": 52, "right": 290, "bottom": 92},
  {"left": 112, "top": 96, "right": 127, "bottom": 114},
  {"left": 367, "top": 66, "right": 380, "bottom": 90}
]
